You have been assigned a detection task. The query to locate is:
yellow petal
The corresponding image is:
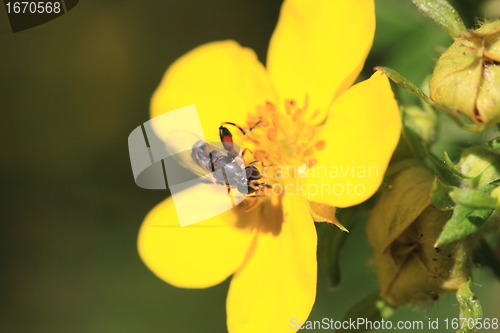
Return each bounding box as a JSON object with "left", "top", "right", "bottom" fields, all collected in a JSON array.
[
  {"left": 267, "top": 0, "right": 375, "bottom": 114},
  {"left": 226, "top": 195, "right": 317, "bottom": 333},
  {"left": 306, "top": 71, "right": 400, "bottom": 207},
  {"left": 138, "top": 184, "right": 259, "bottom": 289},
  {"left": 151, "top": 40, "right": 277, "bottom": 143}
]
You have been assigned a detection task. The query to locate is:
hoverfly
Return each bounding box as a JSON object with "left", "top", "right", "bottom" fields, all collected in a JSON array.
[{"left": 166, "top": 121, "right": 271, "bottom": 197}]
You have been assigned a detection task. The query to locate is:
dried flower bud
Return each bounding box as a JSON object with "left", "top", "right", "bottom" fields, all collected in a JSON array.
[
  {"left": 430, "top": 20, "right": 500, "bottom": 126},
  {"left": 366, "top": 164, "right": 469, "bottom": 307}
]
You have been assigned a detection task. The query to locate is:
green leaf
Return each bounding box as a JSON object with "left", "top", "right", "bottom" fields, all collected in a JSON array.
[
  {"left": 318, "top": 208, "right": 364, "bottom": 289},
  {"left": 435, "top": 205, "right": 493, "bottom": 246},
  {"left": 411, "top": 0, "right": 467, "bottom": 38},
  {"left": 429, "top": 177, "right": 457, "bottom": 210},
  {"left": 335, "top": 290, "right": 395, "bottom": 333},
  {"left": 443, "top": 151, "right": 472, "bottom": 179},
  {"left": 375, "top": 66, "right": 433, "bottom": 104},
  {"left": 455, "top": 279, "right": 483, "bottom": 333},
  {"left": 435, "top": 185, "right": 496, "bottom": 246},
  {"left": 449, "top": 188, "right": 498, "bottom": 209}
]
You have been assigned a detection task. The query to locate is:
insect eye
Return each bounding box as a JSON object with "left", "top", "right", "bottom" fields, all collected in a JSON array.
[{"left": 246, "top": 166, "right": 261, "bottom": 180}]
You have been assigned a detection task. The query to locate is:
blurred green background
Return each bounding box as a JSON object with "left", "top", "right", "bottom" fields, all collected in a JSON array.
[{"left": 1, "top": 0, "right": 499, "bottom": 332}]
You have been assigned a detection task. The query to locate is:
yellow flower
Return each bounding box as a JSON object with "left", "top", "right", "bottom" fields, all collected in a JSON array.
[{"left": 138, "top": 0, "right": 400, "bottom": 332}]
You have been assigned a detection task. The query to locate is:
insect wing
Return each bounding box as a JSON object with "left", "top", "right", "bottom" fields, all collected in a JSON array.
[
  {"left": 164, "top": 129, "right": 246, "bottom": 188},
  {"left": 163, "top": 130, "right": 218, "bottom": 184}
]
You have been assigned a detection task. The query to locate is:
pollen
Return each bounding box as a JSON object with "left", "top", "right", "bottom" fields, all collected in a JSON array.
[
  {"left": 315, "top": 140, "right": 326, "bottom": 151},
  {"left": 238, "top": 95, "right": 325, "bottom": 190},
  {"left": 267, "top": 128, "right": 278, "bottom": 141}
]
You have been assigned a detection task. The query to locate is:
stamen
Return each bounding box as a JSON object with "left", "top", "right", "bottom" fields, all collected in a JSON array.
[
  {"left": 267, "top": 128, "right": 277, "bottom": 141},
  {"left": 293, "top": 108, "right": 304, "bottom": 122},
  {"left": 254, "top": 150, "right": 268, "bottom": 162},
  {"left": 302, "top": 94, "right": 309, "bottom": 113},
  {"left": 266, "top": 101, "right": 276, "bottom": 112},
  {"left": 306, "top": 159, "right": 318, "bottom": 168},
  {"left": 246, "top": 136, "right": 261, "bottom": 146},
  {"left": 315, "top": 140, "right": 326, "bottom": 151},
  {"left": 308, "top": 109, "right": 320, "bottom": 123},
  {"left": 246, "top": 113, "right": 259, "bottom": 124},
  {"left": 270, "top": 112, "right": 281, "bottom": 129},
  {"left": 296, "top": 143, "right": 307, "bottom": 156},
  {"left": 275, "top": 145, "right": 284, "bottom": 161},
  {"left": 240, "top": 95, "right": 324, "bottom": 200},
  {"left": 288, "top": 132, "right": 299, "bottom": 145},
  {"left": 304, "top": 128, "right": 316, "bottom": 142}
]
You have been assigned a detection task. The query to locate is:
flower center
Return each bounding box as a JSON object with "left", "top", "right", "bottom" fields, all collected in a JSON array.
[{"left": 236, "top": 96, "right": 326, "bottom": 190}]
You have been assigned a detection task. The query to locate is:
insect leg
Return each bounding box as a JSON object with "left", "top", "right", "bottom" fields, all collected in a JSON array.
[
  {"left": 240, "top": 148, "right": 254, "bottom": 160},
  {"left": 225, "top": 183, "right": 236, "bottom": 207},
  {"left": 220, "top": 119, "right": 262, "bottom": 136},
  {"left": 246, "top": 119, "right": 262, "bottom": 132},
  {"left": 241, "top": 149, "right": 270, "bottom": 167},
  {"left": 246, "top": 159, "right": 276, "bottom": 179},
  {"left": 246, "top": 182, "right": 272, "bottom": 198},
  {"left": 259, "top": 182, "right": 273, "bottom": 189},
  {"left": 247, "top": 189, "right": 268, "bottom": 198}
]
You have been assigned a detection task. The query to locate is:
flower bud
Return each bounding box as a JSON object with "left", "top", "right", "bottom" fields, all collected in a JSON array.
[
  {"left": 458, "top": 146, "right": 500, "bottom": 188},
  {"left": 366, "top": 164, "right": 469, "bottom": 307},
  {"left": 430, "top": 20, "right": 500, "bottom": 127}
]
